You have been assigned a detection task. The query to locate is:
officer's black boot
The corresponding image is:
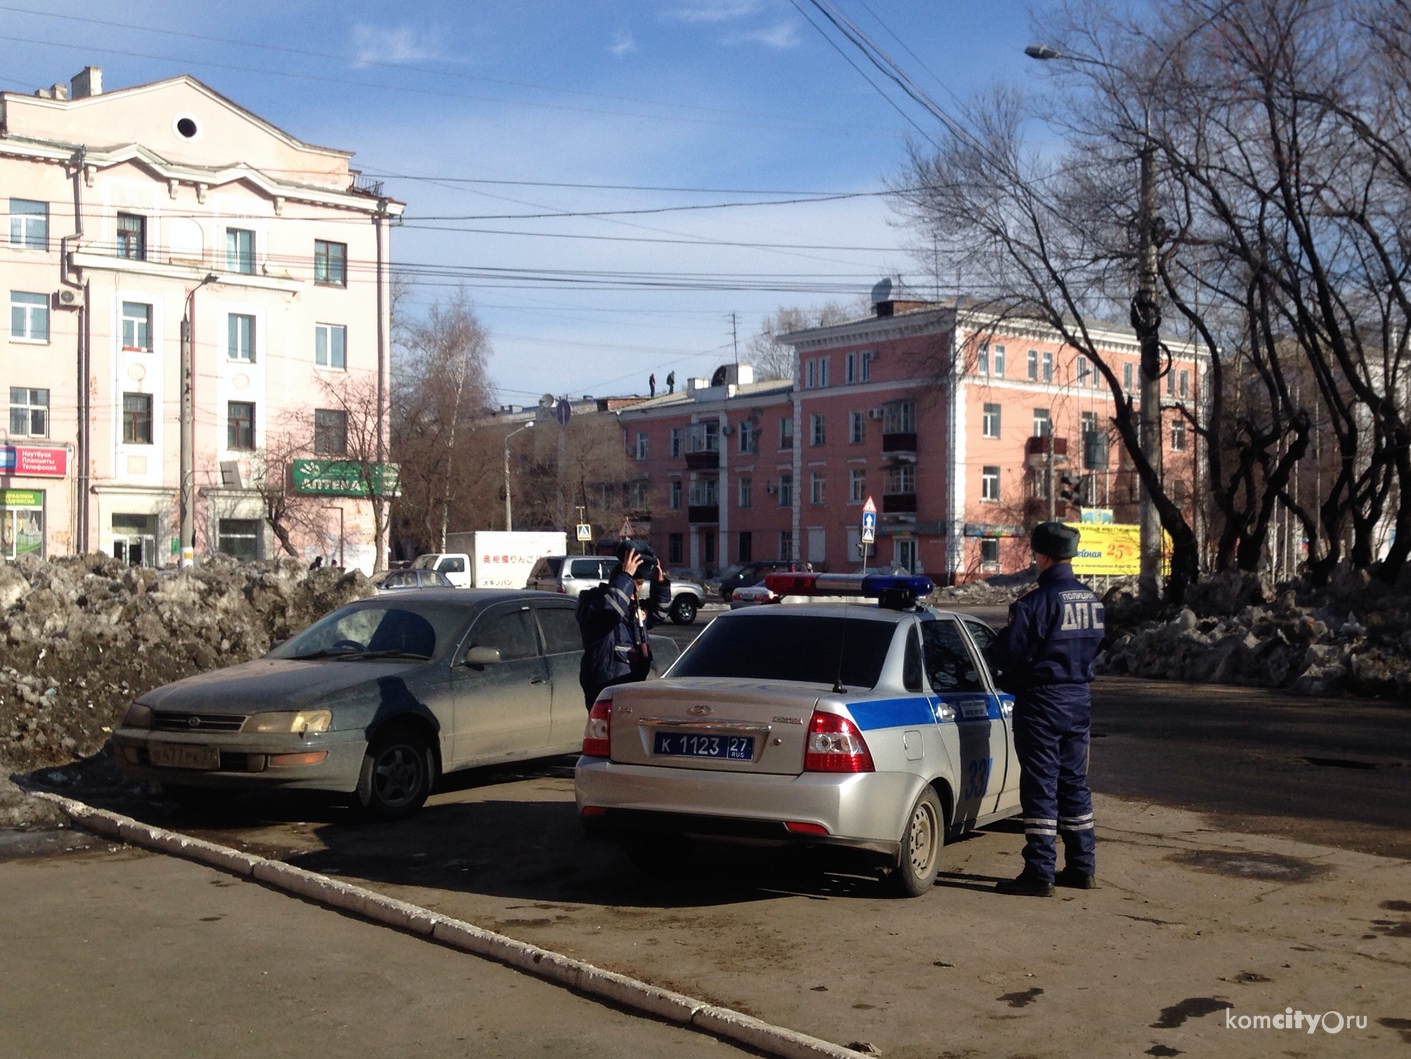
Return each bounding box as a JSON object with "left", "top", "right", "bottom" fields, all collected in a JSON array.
[
  {"left": 1055, "top": 866, "right": 1096, "bottom": 889},
  {"left": 995, "top": 871, "right": 1054, "bottom": 897}
]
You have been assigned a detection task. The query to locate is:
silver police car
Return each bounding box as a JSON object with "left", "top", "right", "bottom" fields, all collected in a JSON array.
[{"left": 574, "top": 573, "right": 1020, "bottom": 896}]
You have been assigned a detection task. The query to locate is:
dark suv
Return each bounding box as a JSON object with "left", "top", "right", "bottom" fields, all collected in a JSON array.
[{"left": 716, "top": 560, "right": 812, "bottom": 601}]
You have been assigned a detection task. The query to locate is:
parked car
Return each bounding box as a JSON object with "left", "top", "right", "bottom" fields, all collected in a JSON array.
[
  {"left": 370, "top": 569, "right": 456, "bottom": 593},
  {"left": 410, "top": 552, "right": 472, "bottom": 588},
  {"left": 716, "top": 560, "right": 812, "bottom": 602},
  {"left": 528, "top": 555, "right": 705, "bottom": 625},
  {"left": 112, "top": 589, "right": 681, "bottom": 820}
]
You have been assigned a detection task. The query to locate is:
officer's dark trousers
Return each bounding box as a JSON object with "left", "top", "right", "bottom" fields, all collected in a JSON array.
[{"left": 1012, "top": 687, "right": 1096, "bottom": 880}]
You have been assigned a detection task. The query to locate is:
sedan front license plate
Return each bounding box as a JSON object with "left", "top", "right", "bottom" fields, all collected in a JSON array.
[
  {"left": 148, "top": 745, "right": 220, "bottom": 770},
  {"left": 652, "top": 732, "right": 754, "bottom": 760}
]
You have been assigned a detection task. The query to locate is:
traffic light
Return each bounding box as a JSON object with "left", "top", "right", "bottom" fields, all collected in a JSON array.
[{"left": 1059, "top": 474, "right": 1081, "bottom": 506}]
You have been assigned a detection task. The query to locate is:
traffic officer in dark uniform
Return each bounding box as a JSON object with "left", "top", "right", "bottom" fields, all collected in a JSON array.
[
  {"left": 576, "top": 540, "right": 672, "bottom": 709},
  {"left": 987, "top": 522, "right": 1104, "bottom": 897}
]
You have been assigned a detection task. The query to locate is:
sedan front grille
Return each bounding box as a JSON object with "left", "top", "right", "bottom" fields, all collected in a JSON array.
[{"left": 152, "top": 712, "right": 248, "bottom": 733}]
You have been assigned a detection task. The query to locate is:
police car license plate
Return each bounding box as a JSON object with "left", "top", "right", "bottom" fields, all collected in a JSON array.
[
  {"left": 652, "top": 733, "right": 754, "bottom": 760},
  {"left": 148, "top": 745, "right": 220, "bottom": 770}
]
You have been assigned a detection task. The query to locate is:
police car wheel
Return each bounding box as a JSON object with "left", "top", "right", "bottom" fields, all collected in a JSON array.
[{"left": 890, "top": 786, "right": 945, "bottom": 897}]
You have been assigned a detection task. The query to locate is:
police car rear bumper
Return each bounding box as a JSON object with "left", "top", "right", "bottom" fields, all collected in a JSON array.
[{"left": 574, "top": 758, "right": 919, "bottom": 856}]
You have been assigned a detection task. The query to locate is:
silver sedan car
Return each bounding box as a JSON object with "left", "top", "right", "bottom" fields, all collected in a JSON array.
[{"left": 113, "top": 590, "right": 680, "bottom": 819}]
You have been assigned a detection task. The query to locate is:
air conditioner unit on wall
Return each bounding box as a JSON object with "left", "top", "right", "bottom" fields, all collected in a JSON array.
[
  {"left": 868, "top": 408, "right": 885, "bottom": 420},
  {"left": 57, "top": 289, "right": 78, "bottom": 306},
  {"left": 765, "top": 483, "right": 778, "bottom": 494}
]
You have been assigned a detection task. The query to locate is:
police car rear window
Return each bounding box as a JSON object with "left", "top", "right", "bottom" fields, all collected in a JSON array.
[{"left": 671, "top": 614, "right": 896, "bottom": 688}]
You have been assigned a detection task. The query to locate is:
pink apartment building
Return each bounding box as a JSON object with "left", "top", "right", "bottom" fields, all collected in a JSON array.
[
  {"left": 1, "top": 67, "right": 401, "bottom": 570},
  {"left": 620, "top": 296, "right": 1201, "bottom": 583}
]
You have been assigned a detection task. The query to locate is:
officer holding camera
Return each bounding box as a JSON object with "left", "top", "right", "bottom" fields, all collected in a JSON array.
[{"left": 576, "top": 540, "right": 672, "bottom": 709}]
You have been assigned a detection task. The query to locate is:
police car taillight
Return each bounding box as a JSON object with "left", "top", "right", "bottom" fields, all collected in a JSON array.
[
  {"left": 582, "top": 694, "right": 612, "bottom": 758},
  {"left": 804, "top": 711, "right": 874, "bottom": 772}
]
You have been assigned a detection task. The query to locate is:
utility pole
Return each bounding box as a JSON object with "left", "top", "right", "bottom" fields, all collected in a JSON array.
[
  {"left": 1046, "top": 436, "right": 1056, "bottom": 522},
  {"left": 731, "top": 312, "right": 739, "bottom": 377},
  {"left": 1134, "top": 139, "right": 1164, "bottom": 603},
  {"left": 503, "top": 422, "right": 534, "bottom": 531},
  {"left": 179, "top": 274, "right": 217, "bottom": 568}
]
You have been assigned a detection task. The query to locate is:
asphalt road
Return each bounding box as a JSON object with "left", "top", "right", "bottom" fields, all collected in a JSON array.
[
  {"left": 0, "top": 835, "right": 754, "bottom": 1059},
  {"left": 663, "top": 605, "right": 1411, "bottom": 858}
]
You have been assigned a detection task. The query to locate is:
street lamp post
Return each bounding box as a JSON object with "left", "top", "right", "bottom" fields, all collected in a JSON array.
[
  {"left": 1027, "top": 44, "right": 1165, "bottom": 602},
  {"left": 503, "top": 422, "right": 534, "bottom": 531},
  {"left": 179, "top": 272, "right": 220, "bottom": 568}
]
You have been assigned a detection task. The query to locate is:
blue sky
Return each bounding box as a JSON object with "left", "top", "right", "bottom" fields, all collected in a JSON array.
[{"left": 0, "top": 1, "right": 1044, "bottom": 403}]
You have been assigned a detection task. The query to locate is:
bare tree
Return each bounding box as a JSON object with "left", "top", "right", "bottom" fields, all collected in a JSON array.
[{"left": 747, "top": 302, "right": 863, "bottom": 380}]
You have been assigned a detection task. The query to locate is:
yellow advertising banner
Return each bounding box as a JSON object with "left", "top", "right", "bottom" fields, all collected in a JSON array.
[{"left": 1065, "top": 523, "right": 1141, "bottom": 575}]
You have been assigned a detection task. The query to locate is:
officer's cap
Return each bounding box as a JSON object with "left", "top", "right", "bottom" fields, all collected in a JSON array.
[
  {"left": 615, "top": 538, "right": 656, "bottom": 562},
  {"left": 1030, "top": 521, "right": 1080, "bottom": 560}
]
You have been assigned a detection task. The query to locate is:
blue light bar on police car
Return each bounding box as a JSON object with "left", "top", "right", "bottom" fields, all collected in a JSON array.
[{"left": 762, "top": 572, "right": 934, "bottom": 598}]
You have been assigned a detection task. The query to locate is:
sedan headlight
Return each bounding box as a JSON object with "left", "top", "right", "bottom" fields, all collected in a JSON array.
[
  {"left": 121, "top": 703, "right": 153, "bottom": 729},
  {"left": 243, "top": 710, "right": 333, "bottom": 735}
]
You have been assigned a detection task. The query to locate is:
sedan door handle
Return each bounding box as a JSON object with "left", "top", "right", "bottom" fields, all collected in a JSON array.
[{"left": 529, "top": 678, "right": 547, "bottom": 685}]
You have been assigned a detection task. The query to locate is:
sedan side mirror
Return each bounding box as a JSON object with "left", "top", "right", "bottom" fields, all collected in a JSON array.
[{"left": 464, "top": 645, "right": 502, "bottom": 666}]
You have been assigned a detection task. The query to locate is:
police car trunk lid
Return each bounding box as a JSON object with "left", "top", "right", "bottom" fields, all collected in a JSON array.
[{"left": 607, "top": 679, "right": 819, "bottom": 775}]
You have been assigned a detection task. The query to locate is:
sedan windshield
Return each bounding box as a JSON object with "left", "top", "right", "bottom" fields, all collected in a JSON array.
[
  {"left": 669, "top": 613, "right": 897, "bottom": 688},
  {"left": 269, "top": 602, "right": 473, "bottom": 662}
]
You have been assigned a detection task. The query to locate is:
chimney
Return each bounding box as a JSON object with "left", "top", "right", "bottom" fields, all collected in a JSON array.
[
  {"left": 34, "top": 83, "right": 68, "bottom": 100},
  {"left": 70, "top": 66, "right": 102, "bottom": 99}
]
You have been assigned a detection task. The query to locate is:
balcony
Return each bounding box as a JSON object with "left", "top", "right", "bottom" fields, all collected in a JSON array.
[
  {"left": 881, "top": 432, "right": 917, "bottom": 454},
  {"left": 1024, "top": 435, "right": 1068, "bottom": 467},
  {"left": 684, "top": 450, "right": 720, "bottom": 470},
  {"left": 687, "top": 504, "right": 719, "bottom": 524},
  {"left": 882, "top": 493, "right": 917, "bottom": 514}
]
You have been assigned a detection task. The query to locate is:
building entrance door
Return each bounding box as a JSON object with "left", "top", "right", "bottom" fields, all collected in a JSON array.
[
  {"left": 895, "top": 537, "right": 917, "bottom": 573},
  {"left": 112, "top": 514, "right": 157, "bottom": 567}
]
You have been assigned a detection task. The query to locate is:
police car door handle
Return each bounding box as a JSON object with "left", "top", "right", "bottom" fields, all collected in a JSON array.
[{"left": 530, "top": 678, "right": 547, "bottom": 685}]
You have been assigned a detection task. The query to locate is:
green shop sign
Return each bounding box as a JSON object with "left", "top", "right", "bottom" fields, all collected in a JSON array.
[
  {"left": 2, "top": 490, "right": 44, "bottom": 508},
  {"left": 291, "top": 459, "right": 400, "bottom": 498}
]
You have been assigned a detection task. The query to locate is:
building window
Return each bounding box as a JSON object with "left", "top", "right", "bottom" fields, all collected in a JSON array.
[
  {"left": 689, "top": 477, "right": 719, "bottom": 506},
  {"left": 314, "top": 408, "right": 348, "bottom": 455},
  {"left": 981, "top": 465, "right": 1000, "bottom": 502},
  {"left": 703, "top": 531, "right": 716, "bottom": 566},
  {"left": 669, "top": 480, "right": 682, "bottom": 510},
  {"left": 670, "top": 427, "right": 683, "bottom": 458},
  {"left": 9, "top": 388, "right": 49, "bottom": 437},
  {"left": 778, "top": 473, "right": 793, "bottom": 506},
  {"left": 981, "top": 538, "right": 1000, "bottom": 568},
  {"left": 810, "top": 413, "right": 826, "bottom": 446},
  {"left": 1077, "top": 355, "right": 1091, "bottom": 386},
  {"left": 779, "top": 530, "right": 794, "bottom": 560},
  {"left": 1027, "top": 350, "right": 1038, "bottom": 380},
  {"left": 123, "top": 393, "right": 153, "bottom": 444},
  {"left": 738, "top": 476, "right": 752, "bottom": 508},
  {"left": 780, "top": 416, "right": 793, "bottom": 449},
  {"left": 883, "top": 400, "right": 916, "bottom": 434},
  {"left": 1042, "top": 351, "right": 1054, "bottom": 383},
  {"left": 738, "top": 531, "right": 753, "bottom": 563},
  {"left": 1171, "top": 478, "right": 1188, "bottom": 503},
  {"left": 993, "top": 344, "right": 1006, "bottom": 377},
  {"left": 1179, "top": 369, "right": 1190, "bottom": 399},
  {"left": 116, "top": 213, "right": 146, "bottom": 260},
  {"left": 978, "top": 343, "right": 989, "bottom": 375},
  {"left": 860, "top": 350, "right": 873, "bottom": 382},
  {"left": 1124, "top": 362, "right": 1134, "bottom": 392},
  {"left": 805, "top": 359, "right": 815, "bottom": 388},
  {"left": 982, "top": 402, "right": 1001, "bottom": 439},
  {"left": 218, "top": 519, "right": 260, "bottom": 560},
  {"left": 10, "top": 291, "right": 49, "bottom": 341},
  {"left": 635, "top": 431, "right": 648, "bottom": 460},
  {"left": 226, "top": 228, "right": 255, "bottom": 274},
  {"left": 1033, "top": 408, "right": 1051, "bottom": 437},
  {"left": 668, "top": 533, "right": 684, "bottom": 564},
  {"left": 1166, "top": 368, "right": 1175, "bottom": 396},
  {"left": 228, "top": 401, "right": 255, "bottom": 450},
  {"left": 845, "top": 352, "right": 857, "bottom": 384},
  {"left": 884, "top": 464, "right": 915, "bottom": 495},
  {"left": 810, "top": 472, "right": 826, "bottom": 505},
  {"left": 9, "top": 199, "right": 47, "bottom": 250},
  {"left": 122, "top": 302, "right": 152, "bottom": 351},
  {"left": 686, "top": 420, "right": 719, "bottom": 454},
  {"left": 848, "top": 410, "right": 865, "bottom": 444},
  {"left": 818, "top": 357, "right": 829, "bottom": 388},
  {"left": 850, "top": 468, "right": 866, "bottom": 502},
  {"left": 227, "top": 313, "right": 255, "bottom": 362},
  {"left": 314, "top": 239, "right": 347, "bottom": 286},
  {"left": 738, "top": 420, "right": 754, "bottom": 454},
  {"left": 315, "top": 323, "right": 346, "bottom": 369},
  {"left": 1171, "top": 418, "right": 1187, "bottom": 451}
]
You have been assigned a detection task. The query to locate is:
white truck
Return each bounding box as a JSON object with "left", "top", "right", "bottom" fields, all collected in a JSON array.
[{"left": 412, "top": 530, "right": 567, "bottom": 589}]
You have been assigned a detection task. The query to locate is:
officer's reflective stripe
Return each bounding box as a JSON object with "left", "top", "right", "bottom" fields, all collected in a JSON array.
[
  {"left": 1022, "top": 817, "right": 1058, "bottom": 826},
  {"left": 1060, "top": 821, "right": 1095, "bottom": 831},
  {"left": 1059, "top": 813, "right": 1093, "bottom": 824},
  {"left": 848, "top": 697, "right": 936, "bottom": 731},
  {"left": 1025, "top": 827, "right": 1058, "bottom": 837},
  {"left": 606, "top": 585, "right": 633, "bottom": 617}
]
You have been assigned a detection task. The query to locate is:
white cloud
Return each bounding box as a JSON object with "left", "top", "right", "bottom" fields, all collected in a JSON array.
[
  {"left": 609, "top": 30, "right": 637, "bottom": 56},
  {"left": 350, "top": 24, "right": 442, "bottom": 66},
  {"left": 663, "top": 1, "right": 761, "bottom": 24},
  {"left": 723, "top": 20, "right": 800, "bottom": 48}
]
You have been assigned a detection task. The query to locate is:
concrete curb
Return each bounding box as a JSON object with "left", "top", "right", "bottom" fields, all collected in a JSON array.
[{"left": 30, "top": 791, "right": 864, "bottom": 1059}]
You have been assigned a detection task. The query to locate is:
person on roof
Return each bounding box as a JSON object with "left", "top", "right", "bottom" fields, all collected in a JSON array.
[
  {"left": 987, "top": 521, "right": 1104, "bottom": 897},
  {"left": 576, "top": 540, "right": 672, "bottom": 709}
]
